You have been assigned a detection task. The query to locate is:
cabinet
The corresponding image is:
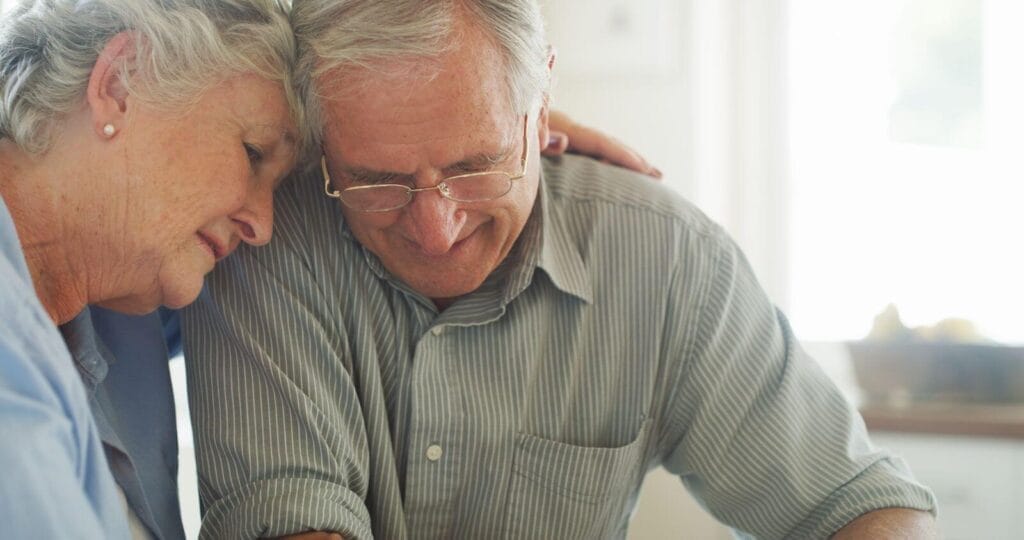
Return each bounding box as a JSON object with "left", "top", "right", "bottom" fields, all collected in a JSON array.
[{"left": 870, "top": 432, "right": 1024, "bottom": 540}]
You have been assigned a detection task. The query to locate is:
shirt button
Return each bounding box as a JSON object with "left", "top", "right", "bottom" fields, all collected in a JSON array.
[
  {"left": 425, "top": 444, "right": 443, "bottom": 461},
  {"left": 431, "top": 326, "right": 444, "bottom": 336}
]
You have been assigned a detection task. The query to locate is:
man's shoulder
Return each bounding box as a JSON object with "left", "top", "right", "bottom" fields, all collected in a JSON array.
[
  {"left": 274, "top": 165, "right": 342, "bottom": 236},
  {"left": 240, "top": 164, "right": 363, "bottom": 262},
  {"left": 542, "top": 154, "right": 721, "bottom": 239}
]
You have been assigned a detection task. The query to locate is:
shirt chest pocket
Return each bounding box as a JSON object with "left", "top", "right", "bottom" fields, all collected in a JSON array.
[{"left": 502, "top": 420, "right": 652, "bottom": 539}]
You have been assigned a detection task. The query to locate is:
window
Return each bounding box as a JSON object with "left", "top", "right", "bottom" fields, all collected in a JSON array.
[{"left": 787, "top": 0, "right": 1023, "bottom": 343}]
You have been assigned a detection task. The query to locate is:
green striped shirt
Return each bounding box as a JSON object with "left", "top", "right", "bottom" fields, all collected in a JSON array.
[{"left": 183, "top": 154, "right": 935, "bottom": 539}]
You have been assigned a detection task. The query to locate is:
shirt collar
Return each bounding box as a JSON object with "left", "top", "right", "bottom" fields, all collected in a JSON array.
[
  {"left": 466, "top": 160, "right": 593, "bottom": 306},
  {"left": 532, "top": 159, "right": 598, "bottom": 303},
  {"left": 59, "top": 308, "right": 113, "bottom": 393}
]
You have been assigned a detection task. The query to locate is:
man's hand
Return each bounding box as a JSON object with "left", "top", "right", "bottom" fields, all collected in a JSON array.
[
  {"left": 545, "top": 109, "right": 662, "bottom": 179},
  {"left": 832, "top": 508, "right": 938, "bottom": 539}
]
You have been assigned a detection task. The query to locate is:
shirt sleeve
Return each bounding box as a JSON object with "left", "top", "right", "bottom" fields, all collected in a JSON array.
[
  {"left": 0, "top": 303, "right": 123, "bottom": 539},
  {"left": 657, "top": 226, "right": 936, "bottom": 539},
  {"left": 182, "top": 232, "right": 373, "bottom": 540}
]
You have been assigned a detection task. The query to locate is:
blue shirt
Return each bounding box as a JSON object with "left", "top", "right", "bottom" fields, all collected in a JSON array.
[
  {"left": 77, "top": 306, "right": 186, "bottom": 540},
  {"left": 0, "top": 195, "right": 130, "bottom": 539}
]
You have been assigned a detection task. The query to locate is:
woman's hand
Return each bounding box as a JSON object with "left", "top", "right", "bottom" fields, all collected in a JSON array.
[{"left": 544, "top": 110, "right": 662, "bottom": 179}]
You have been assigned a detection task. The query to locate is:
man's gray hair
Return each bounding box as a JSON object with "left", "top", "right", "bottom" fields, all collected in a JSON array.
[
  {"left": 0, "top": 0, "right": 303, "bottom": 155},
  {"left": 290, "top": 0, "right": 550, "bottom": 158}
]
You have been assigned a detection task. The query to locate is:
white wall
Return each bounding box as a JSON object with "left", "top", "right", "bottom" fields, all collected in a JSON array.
[
  {"left": 543, "top": 0, "right": 790, "bottom": 311},
  {"left": 542, "top": 1, "right": 695, "bottom": 198}
]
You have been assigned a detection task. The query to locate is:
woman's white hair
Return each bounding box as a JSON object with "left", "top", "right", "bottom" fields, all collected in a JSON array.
[
  {"left": 0, "top": 0, "right": 303, "bottom": 155},
  {"left": 289, "top": 0, "right": 550, "bottom": 159}
]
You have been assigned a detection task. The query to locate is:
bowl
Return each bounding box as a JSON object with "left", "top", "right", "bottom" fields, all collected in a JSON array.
[{"left": 846, "top": 342, "right": 1024, "bottom": 405}]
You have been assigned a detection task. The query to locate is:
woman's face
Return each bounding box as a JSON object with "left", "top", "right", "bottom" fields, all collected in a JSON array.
[{"left": 98, "top": 74, "right": 297, "bottom": 313}]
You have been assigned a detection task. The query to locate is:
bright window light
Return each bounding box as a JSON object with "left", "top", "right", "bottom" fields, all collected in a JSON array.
[{"left": 787, "top": 0, "right": 1024, "bottom": 343}]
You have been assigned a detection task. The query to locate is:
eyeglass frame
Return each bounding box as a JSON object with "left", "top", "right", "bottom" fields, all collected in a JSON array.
[{"left": 321, "top": 114, "right": 530, "bottom": 213}]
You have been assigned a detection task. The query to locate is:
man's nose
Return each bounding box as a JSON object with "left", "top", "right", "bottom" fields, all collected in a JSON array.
[{"left": 406, "top": 188, "right": 466, "bottom": 255}]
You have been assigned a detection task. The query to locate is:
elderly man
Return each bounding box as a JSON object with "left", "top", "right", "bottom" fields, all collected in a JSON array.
[{"left": 184, "top": 1, "right": 937, "bottom": 538}]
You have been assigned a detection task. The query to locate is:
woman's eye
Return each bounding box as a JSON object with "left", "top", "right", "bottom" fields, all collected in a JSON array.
[{"left": 244, "top": 143, "right": 264, "bottom": 166}]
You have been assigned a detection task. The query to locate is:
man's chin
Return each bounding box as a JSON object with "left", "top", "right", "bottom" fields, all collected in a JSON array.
[{"left": 405, "top": 276, "right": 488, "bottom": 305}]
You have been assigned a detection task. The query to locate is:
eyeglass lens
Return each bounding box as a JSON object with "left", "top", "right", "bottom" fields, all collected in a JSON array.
[{"left": 341, "top": 173, "right": 513, "bottom": 212}]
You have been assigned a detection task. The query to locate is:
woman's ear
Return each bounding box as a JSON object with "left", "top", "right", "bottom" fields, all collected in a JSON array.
[{"left": 86, "top": 32, "right": 137, "bottom": 138}]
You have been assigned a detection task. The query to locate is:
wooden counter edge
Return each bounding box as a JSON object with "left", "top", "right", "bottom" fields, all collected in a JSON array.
[{"left": 860, "top": 403, "right": 1024, "bottom": 440}]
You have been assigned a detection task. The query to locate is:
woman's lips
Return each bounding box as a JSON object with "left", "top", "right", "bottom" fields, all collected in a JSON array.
[{"left": 196, "top": 232, "right": 223, "bottom": 260}]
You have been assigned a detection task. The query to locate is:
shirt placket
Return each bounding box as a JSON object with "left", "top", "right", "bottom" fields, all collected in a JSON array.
[{"left": 403, "top": 321, "right": 465, "bottom": 537}]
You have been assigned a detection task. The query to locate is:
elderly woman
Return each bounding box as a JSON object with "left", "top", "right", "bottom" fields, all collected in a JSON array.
[{"left": 0, "top": 0, "right": 299, "bottom": 537}]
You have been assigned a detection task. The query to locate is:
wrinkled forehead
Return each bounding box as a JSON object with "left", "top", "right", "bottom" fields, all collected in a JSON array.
[
  {"left": 315, "top": 38, "right": 518, "bottom": 166},
  {"left": 329, "top": 74, "right": 507, "bottom": 134}
]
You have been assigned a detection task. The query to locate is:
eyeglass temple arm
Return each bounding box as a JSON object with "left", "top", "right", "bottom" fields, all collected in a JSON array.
[
  {"left": 322, "top": 155, "right": 341, "bottom": 198},
  {"left": 514, "top": 113, "right": 530, "bottom": 180}
]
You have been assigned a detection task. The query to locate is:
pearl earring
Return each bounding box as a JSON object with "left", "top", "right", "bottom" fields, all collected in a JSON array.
[{"left": 103, "top": 124, "right": 116, "bottom": 137}]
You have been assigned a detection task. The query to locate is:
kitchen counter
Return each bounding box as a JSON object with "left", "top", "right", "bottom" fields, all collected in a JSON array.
[{"left": 861, "top": 402, "right": 1024, "bottom": 440}]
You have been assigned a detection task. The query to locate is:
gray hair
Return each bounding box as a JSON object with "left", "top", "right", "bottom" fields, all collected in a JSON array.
[
  {"left": 0, "top": 0, "right": 303, "bottom": 155},
  {"left": 290, "top": 0, "right": 550, "bottom": 158}
]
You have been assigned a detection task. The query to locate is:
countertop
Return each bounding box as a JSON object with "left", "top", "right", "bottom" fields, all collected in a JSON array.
[{"left": 860, "top": 402, "right": 1024, "bottom": 439}]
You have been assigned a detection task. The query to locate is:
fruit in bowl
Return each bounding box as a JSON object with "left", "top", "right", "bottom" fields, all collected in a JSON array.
[{"left": 848, "top": 305, "right": 1024, "bottom": 405}]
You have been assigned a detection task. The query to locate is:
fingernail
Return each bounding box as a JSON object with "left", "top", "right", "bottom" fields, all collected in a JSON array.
[
  {"left": 547, "top": 134, "right": 565, "bottom": 148},
  {"left": 650, "top": 167, "right": 663, "bottom": 179}
]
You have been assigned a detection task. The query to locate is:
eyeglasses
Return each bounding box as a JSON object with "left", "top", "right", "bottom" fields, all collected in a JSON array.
[{"left": 322, "top": 115, "right": 530, "bottom": 212}]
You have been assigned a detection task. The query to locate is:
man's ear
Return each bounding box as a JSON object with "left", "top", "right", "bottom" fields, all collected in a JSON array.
[
  {"left": 86, "top": 32, "right": 137, "bottom": 139},
  {"left": 535, "top": 47, "right": 557, "bottom": 152}
]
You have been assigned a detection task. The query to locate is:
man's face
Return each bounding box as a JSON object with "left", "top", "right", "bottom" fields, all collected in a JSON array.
[{"left": 320, "top": 29, "right": 548, "bottom": 307}]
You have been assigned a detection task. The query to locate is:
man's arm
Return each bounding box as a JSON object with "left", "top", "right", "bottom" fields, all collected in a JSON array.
[
  {"left": 182, "top": 192, "right": 372, "bottom": 540},
  {"left": 832, "top": 508, "right": 938, "bottom": 539},
  {"left": 655, "top": 225, "right": 937, "bottom": 537}
]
